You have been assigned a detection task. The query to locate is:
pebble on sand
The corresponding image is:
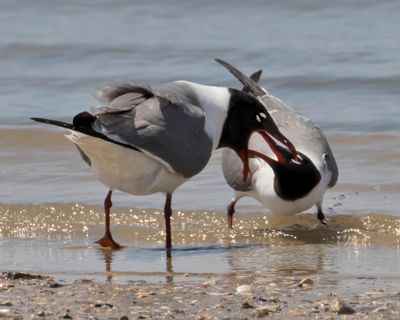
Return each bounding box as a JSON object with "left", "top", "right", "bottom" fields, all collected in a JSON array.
[
  {"left": 241, "top": 301, "right": 254, "bottom": 309},
  {"left": 298, "top": 278, "right": 314, "bottom": 287},
  {"left": 253, "top": 305, "right": 282, "bottom": 317},
  {"left": 288, "top": 309, "right": 305, "bottom": 317},
  {"left": 202, "top": 279, "right": 216, "bottom": 287},
  {"left": 330, "top": 298, "right": 355, "bottom": 314},
  {"left": 236, "top": 285, "right": 252, "bottom": 294}
]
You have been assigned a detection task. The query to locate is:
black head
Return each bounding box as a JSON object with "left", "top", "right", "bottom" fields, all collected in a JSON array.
[
  {"left": 218, "top": 89, "right": 278, "bottom": 151},
  {"left": 249, "top": 137, "right": 321, "bottom": 200},
  {"left": 273, "top": 152, "right": 321, "bottom": 201},
  {"left": 216, "top": 58, "right": 298, "bottom": 180},
  {"left": 218, "top": 89, "right": 295, "bottom": 180}
]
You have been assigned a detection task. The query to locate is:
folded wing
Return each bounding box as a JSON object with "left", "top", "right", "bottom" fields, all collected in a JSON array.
[{"left": 89, "top": 82, "right": 213, "bottom": 178}]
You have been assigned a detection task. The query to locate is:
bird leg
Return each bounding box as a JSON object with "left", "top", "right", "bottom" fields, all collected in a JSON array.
[
  {"left": 317, "top": 202, "right": 327, "bottom": 225},
  {"left": 95, "top": 190, "right": 122, "bottom": 250},
  {"left": 227, "top": 200, "right": 237, "bottom": 230},
  {"left": 164, "top": 193, "right": 173, "bottom": 250}
]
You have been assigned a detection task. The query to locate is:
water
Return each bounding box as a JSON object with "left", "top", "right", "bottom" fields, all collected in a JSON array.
[{"left": 0, "top": 0, "right": 399, "bottom": 283}]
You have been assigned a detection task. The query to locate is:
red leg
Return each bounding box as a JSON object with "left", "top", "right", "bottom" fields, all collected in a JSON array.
[
  {"left": 227, "top": 200, "right": 236, "bottom": 230},
  {"left": 317, "top": 202, "right": 327, "bottom": 225},
  {"left": 95, "top": 190, "right": 122, "bottom": 250},
  {"left": 164, "top": 193, "right": 173, "bottom": 250}
]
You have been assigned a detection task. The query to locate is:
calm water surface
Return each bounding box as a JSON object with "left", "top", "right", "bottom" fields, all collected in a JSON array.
[{"left": 0, "top": 0, "right": 399, "bottom": 283}]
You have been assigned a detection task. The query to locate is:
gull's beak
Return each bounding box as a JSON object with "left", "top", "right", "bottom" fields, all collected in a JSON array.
[
  {"left": 267, "top": 131, "right": 297, "bottom": 161},
  {"left": 256, "top": 131, "right": 287, "bottom": 164},
  {"left": 259, "top": 118, "right": 298, "bottom": 161},
  {"left": 239, "top": 149, "right": 251, "bottom": 182}
]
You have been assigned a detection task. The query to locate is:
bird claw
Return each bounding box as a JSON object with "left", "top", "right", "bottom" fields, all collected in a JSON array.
[{"left": 95, "top": 235, "right": 122, "bottom": 250}]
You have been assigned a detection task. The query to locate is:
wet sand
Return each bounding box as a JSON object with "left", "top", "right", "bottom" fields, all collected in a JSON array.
[{"left": 1, "top": 270, "right": 400, "bottom": 319}]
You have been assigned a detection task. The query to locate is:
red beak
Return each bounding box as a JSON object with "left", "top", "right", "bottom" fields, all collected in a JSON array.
[{"left": 258, "top": 130, "right": 297, "bottom": 161}]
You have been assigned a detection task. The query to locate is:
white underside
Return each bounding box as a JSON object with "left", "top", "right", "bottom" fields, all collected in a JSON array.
[
  {"left": 66, "top": 131, "right": 187, "bottom": 195},
  {"left": 234, "top": 157, "right": 331, "bottom": 215}
]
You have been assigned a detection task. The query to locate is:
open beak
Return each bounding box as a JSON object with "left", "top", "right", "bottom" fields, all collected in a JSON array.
[
  {"left": 258, "top": 128, "right": 297, "bottom": 162},
  {"left": 256, "top": 131, "right": 287, "bottom": 164},
  {"left": 239, "top": 130, "right": 296, "bottom": 182}
]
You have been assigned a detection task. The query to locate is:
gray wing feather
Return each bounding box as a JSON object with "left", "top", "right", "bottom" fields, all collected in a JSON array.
[
  {"left": 95, "top": 81, "right": 152, "bottom": 103},
  {"left": 324, "top": 142, "right": 338, "bottom": 187},
  {"left": 91, "top": 82, "right": 213, "bottom": 178}
]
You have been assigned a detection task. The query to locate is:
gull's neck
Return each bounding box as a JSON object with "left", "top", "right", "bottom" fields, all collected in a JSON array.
[{"left": 175, "top": 81, "right": 230, "bottom": 150}]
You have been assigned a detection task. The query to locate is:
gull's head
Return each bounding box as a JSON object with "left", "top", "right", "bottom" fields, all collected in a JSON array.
[{"left": 218, "top": 89, "right": 297, "bottom": 181}]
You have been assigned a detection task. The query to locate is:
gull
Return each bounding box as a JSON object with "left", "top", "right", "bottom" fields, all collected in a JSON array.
[
  {"left": 216, "top": 59, "right": 338, "bottom": 229},
  {"left": 32, "top": 60, "right": 296, "bottom": 249}
]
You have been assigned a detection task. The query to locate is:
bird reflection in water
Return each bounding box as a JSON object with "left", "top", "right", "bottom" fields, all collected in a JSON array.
[
  {"left": 97, "top": 248, "right": 114, "bottom": 283},
  {"left": 96, "top": 248, "right": 175, "bottom": 284}
]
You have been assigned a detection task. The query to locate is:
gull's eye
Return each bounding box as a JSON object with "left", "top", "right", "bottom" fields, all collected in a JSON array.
[
  {"left": 259, "top": 112, "right": 267, "bottom": 119},
  {"left": 256, "top": 112, "right": 267, "bottom": 123}
]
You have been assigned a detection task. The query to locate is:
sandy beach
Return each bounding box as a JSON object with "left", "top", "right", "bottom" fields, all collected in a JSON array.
[{"left": 1, "top": 269, "right": 400, "bottom": 319}]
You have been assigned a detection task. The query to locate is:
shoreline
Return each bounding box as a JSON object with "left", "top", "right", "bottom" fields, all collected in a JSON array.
[{"left": 1, "top": 270, "right": 399, "bottom": 319}]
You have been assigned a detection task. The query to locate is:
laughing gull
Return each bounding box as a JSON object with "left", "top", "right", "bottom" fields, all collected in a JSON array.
[
  {"left": 31, "top": 60, "right": 297, "bottom": 250},
  {"left": 216, "top": 60, "right": 338, "bottom": 229}
]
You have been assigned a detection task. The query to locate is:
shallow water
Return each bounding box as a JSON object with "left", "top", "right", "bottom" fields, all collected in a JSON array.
[
  {"left": 0, "top": 0, "right": 399, "bottom": 283},
  {"left": 1, "top": 203, "right": 400, "bottom": 283}
]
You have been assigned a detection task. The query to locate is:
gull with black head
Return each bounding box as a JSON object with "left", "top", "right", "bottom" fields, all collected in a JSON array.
[
  {"left": 32, "top": 60, "right": 296, "bottom": 250},
  {"left": 216, "top": 59, "right": 338, "bottom": 229}
]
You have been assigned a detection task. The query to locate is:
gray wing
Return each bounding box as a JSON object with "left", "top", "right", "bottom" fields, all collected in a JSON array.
[
  {"left": 324, "top": 140, "right": 338, "bottom": 187},
  {"left": 91, "top": 82, "right": 213, "bottom": 178},
  {"left": 259, "top": 95, "right": 339, "bottom": 187}
]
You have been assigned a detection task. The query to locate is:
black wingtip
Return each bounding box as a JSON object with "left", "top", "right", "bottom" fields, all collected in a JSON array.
[
  {"left": 243, "top": 70, "right": 263, "bottom": 93},
  {"left": 249, "top": 70, "right": 263, "bottom": 83},
  {"left": 215, "top": 58, "right": 266, "bottom": 97}
]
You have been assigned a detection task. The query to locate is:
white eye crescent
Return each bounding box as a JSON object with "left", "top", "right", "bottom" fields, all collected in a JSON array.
[
  {"left": 259, "top": 112, "right": 267, "bottom": 119},
  {"left": 256, "top": 114, "right": 261, "bottom": 122}
]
